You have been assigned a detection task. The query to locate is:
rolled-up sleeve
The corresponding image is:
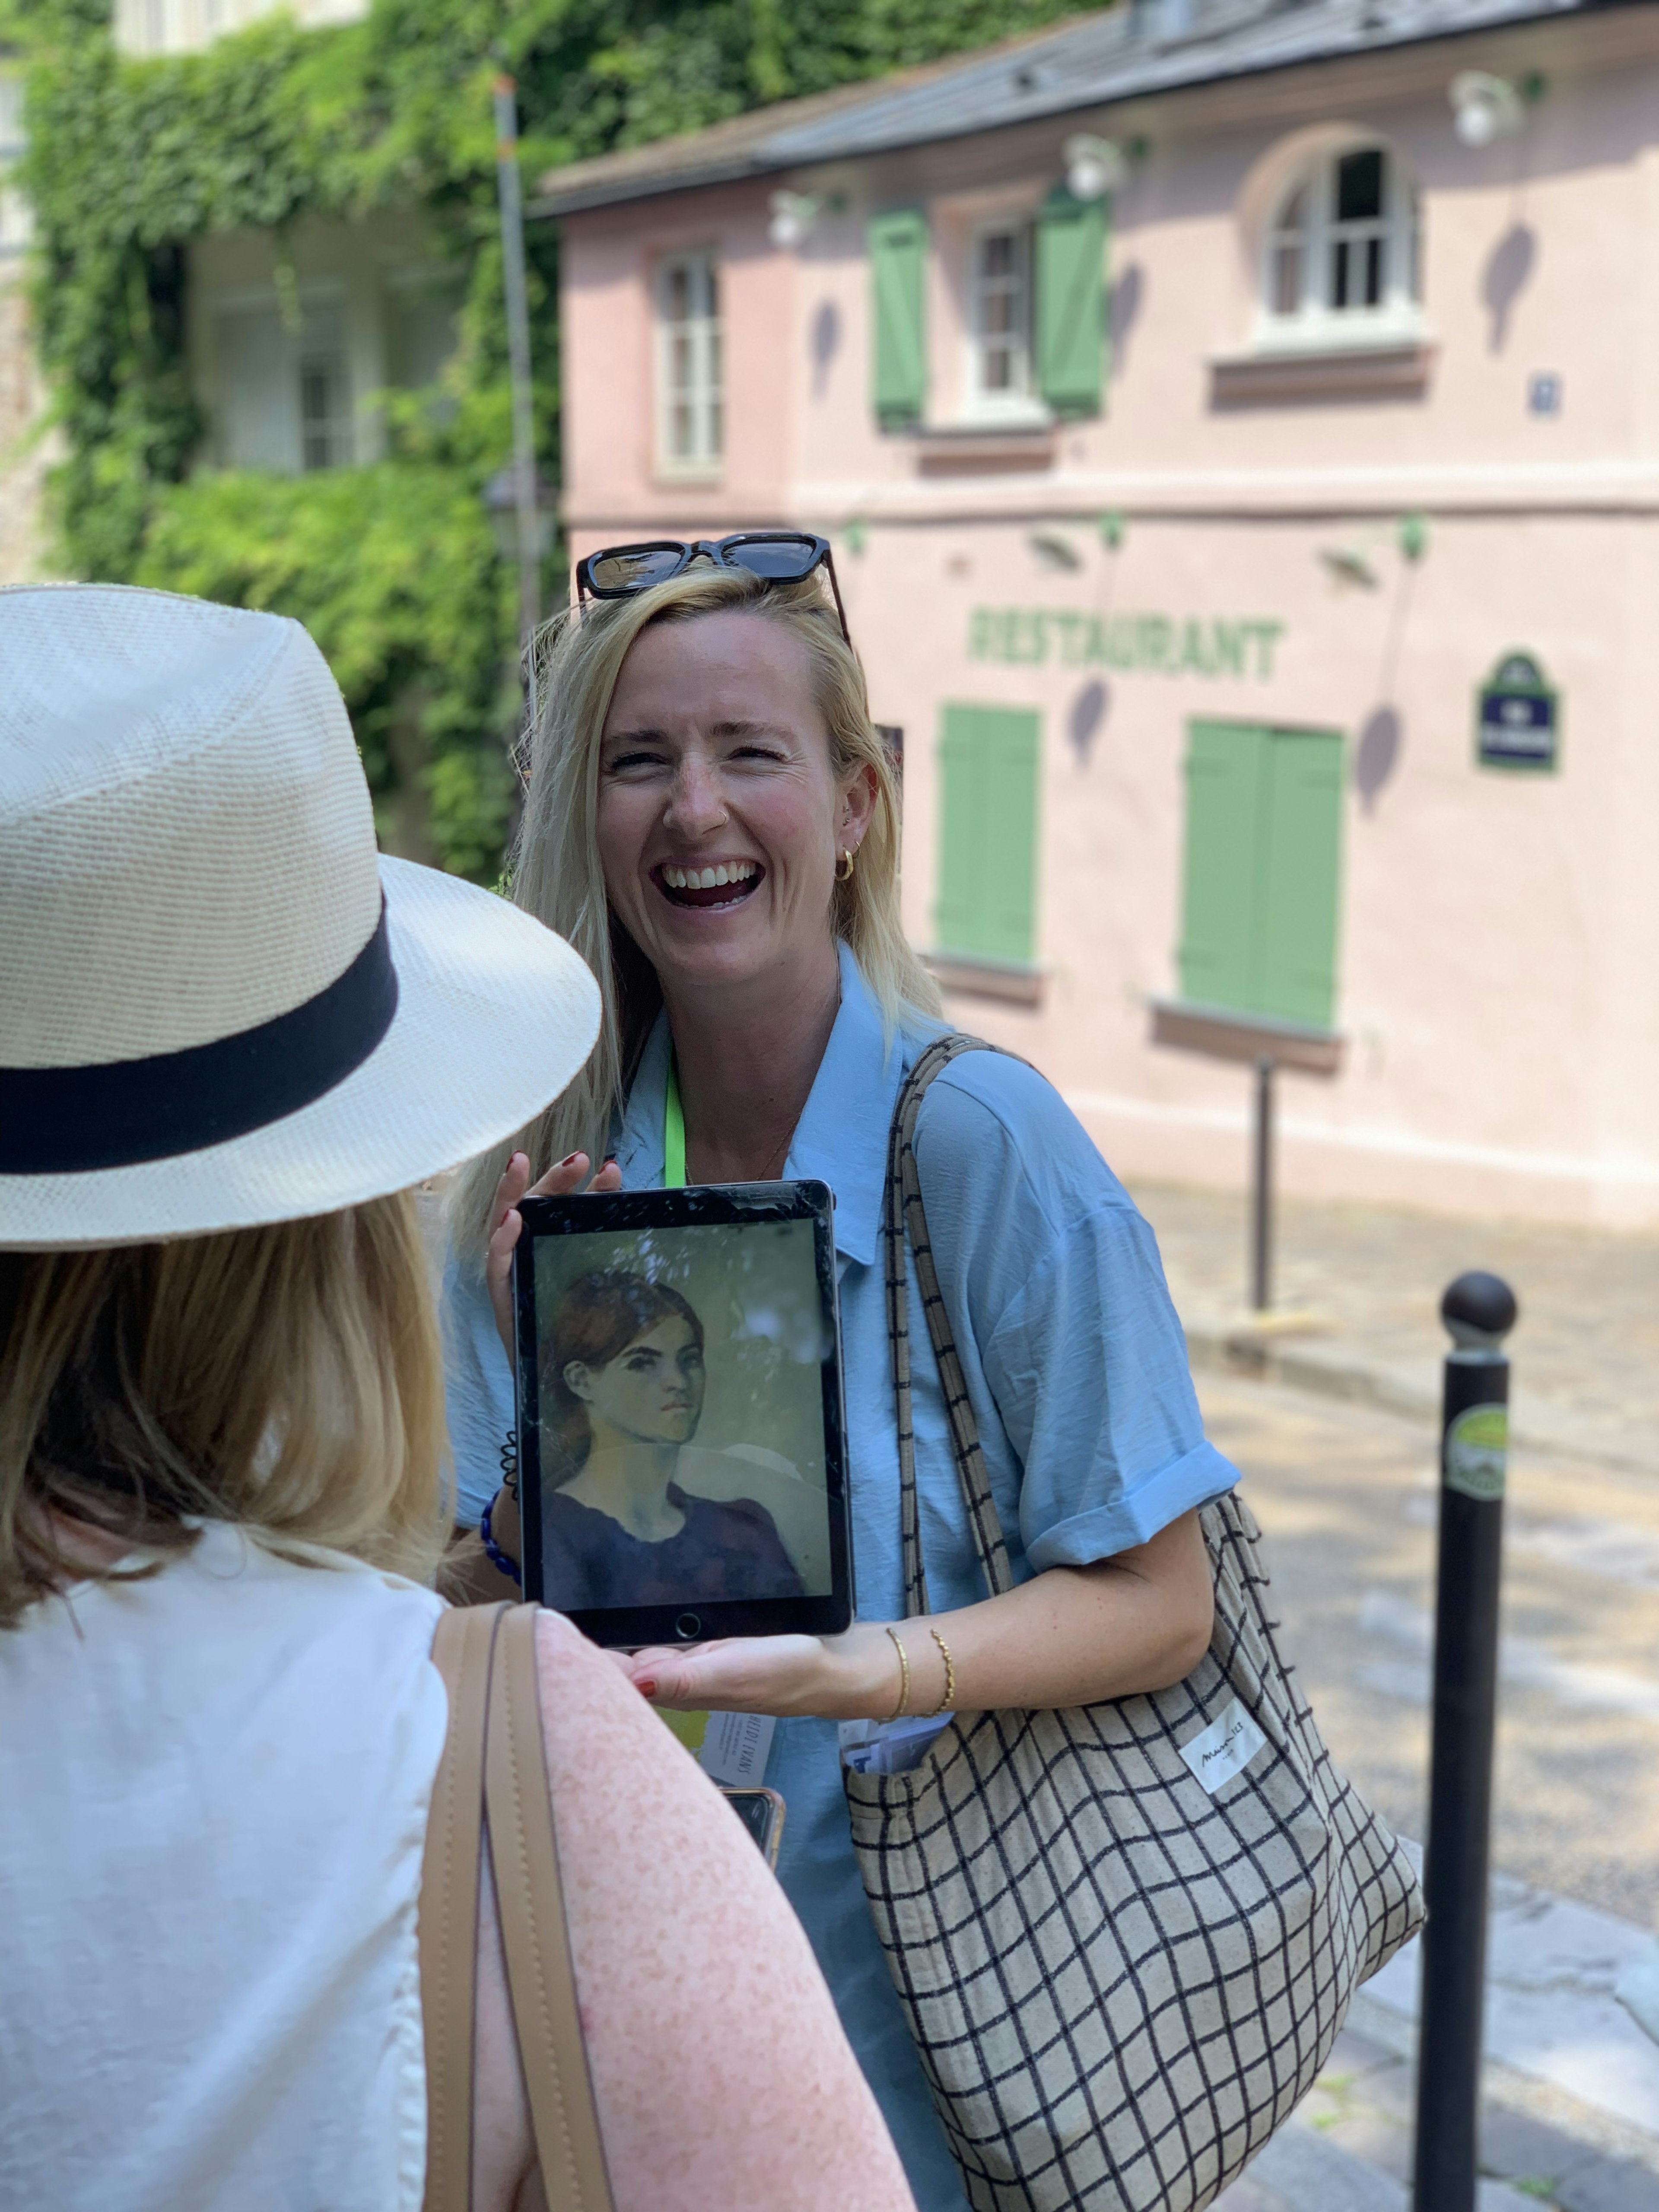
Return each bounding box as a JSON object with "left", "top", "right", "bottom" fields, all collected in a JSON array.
[{"left": 916, "top": 1061, "right": 1239, "bottom": 1574}]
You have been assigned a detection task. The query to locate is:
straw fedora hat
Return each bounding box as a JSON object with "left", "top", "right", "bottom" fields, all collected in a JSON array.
[{"left": 0, "top": 584, "right": 600, "bottom": 1250}]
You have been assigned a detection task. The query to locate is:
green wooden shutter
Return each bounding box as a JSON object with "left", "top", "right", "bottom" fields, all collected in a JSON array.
[
  {"left": 1257, "top": 730, "right": 1344, "bottom": 1027},
  {"left": 868, "top": 208, "right": 928, "bottom": 429},
  {"left": 1035, "top": 185, "right": 1106, "bottom": 420},
  {"left": 935, "top": 704, "right": 1040, "bottom": 964},
  {"left": 1178, "top": 722, "right": 1267, "bottom": 1011}
]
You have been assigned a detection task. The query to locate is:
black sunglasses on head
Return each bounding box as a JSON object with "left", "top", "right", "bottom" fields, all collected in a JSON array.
[{"left": 575, "top": 532, "right": 849, "bottom": 642}]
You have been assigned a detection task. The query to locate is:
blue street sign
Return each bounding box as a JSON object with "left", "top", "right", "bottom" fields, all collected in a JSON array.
[{"left": 1477, "top": 652, "right": 1559, "bottom": 772}]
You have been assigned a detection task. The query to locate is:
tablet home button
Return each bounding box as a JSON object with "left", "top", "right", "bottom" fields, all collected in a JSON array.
[{"left": 675, "top": 1612, "right": 702, "bottom": 1641}]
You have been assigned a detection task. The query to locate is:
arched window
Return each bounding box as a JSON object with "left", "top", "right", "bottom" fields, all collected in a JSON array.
[{"left": 1261, "top": 144, "right": 1420, "bottom": 336}]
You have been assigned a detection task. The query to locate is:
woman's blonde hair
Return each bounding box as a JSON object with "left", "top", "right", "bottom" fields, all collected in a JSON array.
[
  {"left": 454, "top": 565, "right": 940, "bottom": 1261},
  {"left": 0, "top": 1193, "right": 449, "bottom": 1629}
]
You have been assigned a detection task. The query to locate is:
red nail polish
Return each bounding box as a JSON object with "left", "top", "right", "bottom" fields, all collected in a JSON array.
[
  {"left": 636, "top": 1678, "right": 658, "bottom": 1698},
  {"left": 561, "top": 1150, "right": 582, "bottom": 1165}
]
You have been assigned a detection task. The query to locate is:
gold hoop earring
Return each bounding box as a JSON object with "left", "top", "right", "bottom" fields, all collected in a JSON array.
[{"left": 837, "top": 847, "right": 856, "bottom": 883}]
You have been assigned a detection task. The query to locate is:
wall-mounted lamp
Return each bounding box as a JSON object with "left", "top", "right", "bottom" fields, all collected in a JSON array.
[
  {"left": 768, "top": 188, "right": 848, "bottom": 250},
  {"left": 1063, "top": 133, "right": 1126, "bottom": 202},
  {"left": 1449, "top": 70, "right": 1533, "bottom": 148},
  {"left": 769, "top": 190, "right": 819, "bottom": 249}
]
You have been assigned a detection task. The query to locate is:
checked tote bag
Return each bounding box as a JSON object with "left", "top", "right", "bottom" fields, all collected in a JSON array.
[{"left": 843, "top": 1036, "right": 1424, "bottom": 2212}]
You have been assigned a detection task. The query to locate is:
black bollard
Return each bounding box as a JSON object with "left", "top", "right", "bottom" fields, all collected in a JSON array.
[{"left": 1412, "top": 1270, "right": 1519, "bottom": 2212}]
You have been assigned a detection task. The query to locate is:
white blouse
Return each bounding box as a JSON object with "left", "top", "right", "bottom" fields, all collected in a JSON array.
[{"left": 0, "top": 1521, "right": 447, "bottom": 2212}]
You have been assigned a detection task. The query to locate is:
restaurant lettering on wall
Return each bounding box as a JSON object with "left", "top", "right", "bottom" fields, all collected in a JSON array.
[{"left": 969, "top": 607, "right": 1286, "bottom": 680}]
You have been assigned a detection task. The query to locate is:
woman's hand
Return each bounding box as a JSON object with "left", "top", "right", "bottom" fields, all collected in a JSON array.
[
  {"left": 617, "top": 1513, "right": 1214, "bottom": 1723},
  {"left": 486, "top": 1149, "right": 624, "bottom": 1362},
  {"left": 618, "top": 1622, "right": 906, "bottom": 1722}
]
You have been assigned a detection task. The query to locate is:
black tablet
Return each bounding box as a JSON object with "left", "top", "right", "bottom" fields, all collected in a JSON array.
[{"left": 512, "top": 1180, "right": 853, "bottom": 1648}]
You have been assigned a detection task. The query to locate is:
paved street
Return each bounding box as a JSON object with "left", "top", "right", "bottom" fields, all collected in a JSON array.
[
  {"left": 1195, "top": 1368, "right": 1659, "bottom": 1926},
  {"left": 1193, "top": 1366, "right": 1659, "bottom": 2212},
  {"left": 1132, "top": 1178, "right": 1659, "bottom": 1477}
]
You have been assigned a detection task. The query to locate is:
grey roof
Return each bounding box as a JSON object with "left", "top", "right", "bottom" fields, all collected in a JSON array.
[{"left": 531, "top": 0, "right": 1611, "bottom": 217}]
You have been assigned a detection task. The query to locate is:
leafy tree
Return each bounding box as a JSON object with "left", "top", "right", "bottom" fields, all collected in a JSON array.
[{"left": 18, "top": 0, "right": 1102, "bottom": 877}]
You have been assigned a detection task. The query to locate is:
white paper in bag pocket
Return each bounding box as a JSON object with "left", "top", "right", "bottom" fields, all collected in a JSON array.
[{"left": 1179, "top": 1697, "right": 1268, "bottom": 1794}]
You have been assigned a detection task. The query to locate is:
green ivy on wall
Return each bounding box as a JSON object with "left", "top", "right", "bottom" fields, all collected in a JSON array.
[{"left": 18, "top": 0, "right": 1100, "bottom": 880}]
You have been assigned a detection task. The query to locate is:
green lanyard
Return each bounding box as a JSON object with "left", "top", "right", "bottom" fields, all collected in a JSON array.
[
  {"left": 659, "top": 1051, "right": 709, "bottom": 1756},
  {"left": 664, "top": 1056, "right": 686, "bottom": 1189}
]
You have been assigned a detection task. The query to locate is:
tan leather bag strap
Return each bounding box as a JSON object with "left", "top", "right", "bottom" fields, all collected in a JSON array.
[
  {"left": 484, "top": 1604, "right": 617, "bottom": 2212},
  {"left": 420, "top": 1601, "right": 508, "bottom": 2212}
]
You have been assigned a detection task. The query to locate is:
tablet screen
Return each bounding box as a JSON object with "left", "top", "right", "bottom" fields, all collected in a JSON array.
[{"left": 512, "top": 1182, "right": 852, "bottom": 1646}]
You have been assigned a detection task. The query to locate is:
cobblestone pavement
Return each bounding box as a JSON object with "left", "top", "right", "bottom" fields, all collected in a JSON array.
[
  {"left": 1130, "top": 1180, "right": 1659, "bottom": 1476},
  {"left": 1198, "top": 1369, "right": 1659, "bottom": 2212}
]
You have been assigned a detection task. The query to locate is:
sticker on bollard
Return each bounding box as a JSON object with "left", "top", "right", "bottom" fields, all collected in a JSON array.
[{"left": 1444, "top": 1404, "right": 1508, "bottom": 1502}]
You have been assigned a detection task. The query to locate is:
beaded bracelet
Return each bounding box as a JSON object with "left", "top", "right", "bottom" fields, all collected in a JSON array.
[
  {"left": 924, "top": 1627, "right": 956, "bottom": 1717},
  {"left": 480, "top": 1493, "right": 522, "bottom": 1587}
]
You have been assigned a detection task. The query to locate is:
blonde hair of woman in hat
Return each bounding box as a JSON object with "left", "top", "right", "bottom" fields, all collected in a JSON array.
[
  {"left": 0, "top": 585, "right": 915, "bottom": 2212},
  {"left": 441, "top": 544, "right": 1233, "bottom": 2210}
]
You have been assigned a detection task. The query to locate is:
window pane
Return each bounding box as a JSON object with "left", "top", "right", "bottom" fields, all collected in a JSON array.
[
  {"left": 1408, "top": 188, "right": 1422, "bottom": 301},
  {"left": 1272, "top": 242, "right": 1303, "bottom": 315},
  {"left": 1336, "top": 148, "right": 1384, "bottom": 223},
  {"left": 1364, "top": 235, "right": 1382, "bottom": 308},
  {"left": 658, "top": 251, "right": 721, "bottom": 466},
  {"left": 1331, "top": 238, "right": 1351, "bottom": 310},
  {"left": 299, "top": 353, "right": 345, "bottom": 472},
  {"left": 975, "top": 226, "right": 1027, "bottom": 397}
]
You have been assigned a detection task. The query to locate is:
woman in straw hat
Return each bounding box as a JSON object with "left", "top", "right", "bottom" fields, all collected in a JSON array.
[
  {"left": 0, "top": 585, "right": 915, "bottom": 2212},
  {"left": 442, "top": 543, "right": 1233, "bottom": 2211}
]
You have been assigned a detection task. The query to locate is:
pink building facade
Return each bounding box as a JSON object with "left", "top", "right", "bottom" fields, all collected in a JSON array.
[{"left": 539, "top": 0, "right": 1659, "bottom": 1232}]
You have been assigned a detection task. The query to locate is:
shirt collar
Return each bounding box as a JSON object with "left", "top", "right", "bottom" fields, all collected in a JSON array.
[{"left": 613, "top": 942, "right": 913, "bottom": 1268}]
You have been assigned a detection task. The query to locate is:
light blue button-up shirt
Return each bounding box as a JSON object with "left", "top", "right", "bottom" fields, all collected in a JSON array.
[{"left": 442, "top": 943, "right": 1238, "bottom": 2211}]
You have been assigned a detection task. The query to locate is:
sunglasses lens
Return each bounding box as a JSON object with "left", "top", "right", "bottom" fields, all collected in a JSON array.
[
  {"left": 726, "top": 536, "right": 820, "bottom": 581},
  {"left": 587, "top": 547, "right": 684, "bottom": 593}
]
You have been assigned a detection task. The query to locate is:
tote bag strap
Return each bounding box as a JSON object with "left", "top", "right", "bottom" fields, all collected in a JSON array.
[
  {"left": 419, "top": 1602, "right": 617, "bottom": 2212},
  {"left": 884, "top": 1032, "right": 1018, "bottom": 1614},
  {"left": 422, "top": 1602, "right": 507, "bottom": 2212},
  {"left": 484, "top": 1605, "right": 617, "bottom": 2212}
]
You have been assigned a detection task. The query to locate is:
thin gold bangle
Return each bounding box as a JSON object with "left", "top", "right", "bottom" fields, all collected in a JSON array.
[
  {"left": 925, "top": 1627, "right": 956, "bottom": 1717},
  {"left": 884, "top": 1624, "right": 911, "bottom": 1721}
]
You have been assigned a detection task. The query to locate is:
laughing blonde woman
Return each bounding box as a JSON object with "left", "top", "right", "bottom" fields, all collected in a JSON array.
[{"left": 444, "top": 538, "right": 1238, "bottom": 2212}]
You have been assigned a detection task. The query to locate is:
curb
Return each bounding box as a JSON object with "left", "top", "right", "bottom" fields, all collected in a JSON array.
[{"left": 1180, "top": 1317, "right": 1657, "bottom": 1479}]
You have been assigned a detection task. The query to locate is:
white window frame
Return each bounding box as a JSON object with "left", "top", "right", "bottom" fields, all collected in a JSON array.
[
  {"left": 654, "top": 249, "right": 722, "bottom": 477},
  {"left": 1255, "top": 143, "right": 1422, "bottom": 352},
  {"left": 0, "top": 71, "right": 30, "bottom": 260},
  {"left": 965, "top": 218, "right": 1039, "bottom": 420},
  {"left": 205, "top": 283, "right": 356, "bottom": 475}
]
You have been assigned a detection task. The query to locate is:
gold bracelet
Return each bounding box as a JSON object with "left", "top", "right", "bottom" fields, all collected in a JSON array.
[
  {"left": 925, "top": 1627, "right": 956, "bottom": 1717},
  {"left": 884, "top": 1625, "right": 911, "bottom": 1720}
]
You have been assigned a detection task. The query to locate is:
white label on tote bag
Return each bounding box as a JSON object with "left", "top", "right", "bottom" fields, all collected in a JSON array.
[{"left": 1179, "top": 1697, "right": 1268, "bottom": 1794}]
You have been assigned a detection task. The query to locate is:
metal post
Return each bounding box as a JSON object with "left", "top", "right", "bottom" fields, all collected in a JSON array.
[
  {"left": 1249, "top": 1054, "right": 1274, "bottom": 1312},
  {"left": 493, "top": 73, "right": 540, "bottom": 668},
  {"left": 1413, "top": 1270, "right": 1519, "bottom": 2212}
]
